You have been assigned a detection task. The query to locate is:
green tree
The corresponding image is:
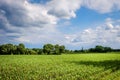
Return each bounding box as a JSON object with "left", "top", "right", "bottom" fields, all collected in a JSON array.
[
  {"left": 0, "top": 44, "right": 17, "bottom": 55},
  {"left": 38, "top": 49, "right": 43, "bottom": 54},
  {"left": 32, "top": 48, "right": 43, "bottom": 54},
  {"left": 54, "top": 44, "right": 60, "bottom": 55},
  {"left": 28, "top": 49, "right": 37, "bottom": 55},
  {"left": 43, "top": 44, "right": 54, "bottom": 54},
  {"left": 17, "top": 43, "right": 26, "bottom": 54},
  {"left": 0, "top": 44, "right": 9, "bottom": 54},
  {"left": 104, "top": 47, "right": 112, "bottom": 52},
  {"left": 95, "top": 45, "right": 104, "bottom": 52},
  {"left": 59, "top": 45, "right": 65, "bottom": 54}
]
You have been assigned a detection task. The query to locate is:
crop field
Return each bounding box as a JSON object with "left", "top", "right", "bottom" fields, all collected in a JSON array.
[{"left": 0, "top": 53, "right": 120, "bottom": 80}]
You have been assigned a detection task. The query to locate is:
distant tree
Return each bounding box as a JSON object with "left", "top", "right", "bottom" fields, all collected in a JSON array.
[
  {"left": 80, "top": 47, "right": 84, "bottom": 52},
  {"left": 65, "top": 49, "right": 72, "bottom": 54},
  {"left": 104, "top": 47, "right": 112, "bottom": 52},
  {"left": 54, "top": 44, "right": 60, "bottom": 55},
  {"left": 95, "top": 45, "right": 104, "bottom": 52},
  {"left": 38, "top": 49, "right": 43, "bottom": 54},
  {"left": 89, "top": 48, "right": 95, "bottom": 52},
  {"left": 59, "top": 45, "right": 65, "bottom": 54},
  {"left": 0, "top": 44, "right": 8, "bottom": 55},
  {"left": 0, "top": 44, "right": 17, "bottom": 55},
  {"left": 27, "top": 49, "right": 37, "bottom": 55},
  {"left": 43, "top": 44, "right": 54, "bottom": 55},
  {"left": 17, "top": 43, "right": 26, "bottom": 54},
  {"left": 88, "top": 45, "right": 112, "bottom": 53},
  {"left": 32, "top": 48, "right": 43, "bottom": 54},
  {"left": 32, "top": 48, "right": 39, "bottom": 54},
  {"left": 74, "top": 50, "right": 80, "bottom": 53}
]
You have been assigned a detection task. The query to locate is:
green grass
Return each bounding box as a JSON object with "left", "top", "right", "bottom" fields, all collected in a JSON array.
[{"left": 0, "top": 53, "right": 120, "bottom": 80}]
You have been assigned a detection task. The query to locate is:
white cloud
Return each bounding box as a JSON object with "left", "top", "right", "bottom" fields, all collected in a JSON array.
[
  {"left": 25, "top": 1, "right": 57, "bottom": 25},
  {"left": 47, "top": 0, "right": 82, "bottom": 19},
  {"left": 0, "top": 0, "right": 83, "bottom": 46},
  {"left": 67, "top": 18, "right": 120, "bottom": 48},
  {"left": 0, "top": 0, "right": 58, "bottom": 29},
  {"left": 10, "top": 25, "right": 67, "bottom": 45},
  {"left": 71, "top": 29, "right": 97, "bottom": 44},
  {"left": 0, "top": 0, "right": 58, "bottom": 44},
  {"left": 82, "top": 0, "right": 120, "bottom": 13}
]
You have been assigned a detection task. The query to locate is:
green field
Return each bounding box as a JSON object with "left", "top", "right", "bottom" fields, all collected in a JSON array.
[{"left": 0, "top": 53, "right": 120, "bottom": 80}]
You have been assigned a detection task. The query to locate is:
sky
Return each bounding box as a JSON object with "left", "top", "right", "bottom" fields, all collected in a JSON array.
[{"left": 0, "top": 0, "right": 120, "bottom": 50}]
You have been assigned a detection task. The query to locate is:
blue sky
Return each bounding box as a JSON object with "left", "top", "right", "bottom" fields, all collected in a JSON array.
[{"left": 0, "top": 0, "right": 120, "bottom": 50}]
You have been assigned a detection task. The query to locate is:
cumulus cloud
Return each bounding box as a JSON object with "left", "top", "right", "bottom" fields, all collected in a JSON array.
[
  {"left": 69, "top": 18, "right": 120, "bottom": 48},
  {"left": 0, "top": 0, "right": 58, "bottom": 44},
  {"left": 1, "top": 0, "right": 119, "bottom": 30},
  {"left": 47, "top": 0, "right": 82, "bottom": 19},
  {"left": 0, "top": 0, "right": 57, "bottom": 27},
  {"left": 0, "top": 0, "right": 82, "bottom": 45},
  {"left": 82, "top": 0, "right": 120, "bottom": 13},
  {"left": 71, "top": 29, "right": 97, "bottom": 43}
]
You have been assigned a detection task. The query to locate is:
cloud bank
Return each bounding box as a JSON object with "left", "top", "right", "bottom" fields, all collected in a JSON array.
[{"left": 67, "top": 18, "right": 120, "bottom": 48}]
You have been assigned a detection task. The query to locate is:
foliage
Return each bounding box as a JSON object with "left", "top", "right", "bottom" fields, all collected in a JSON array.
[
  {"left": 89, "top": 45, "right": 112, "bottom": 53},
  {"left": 0, "top": 53, "right": 120, "bottom": 80},
  {"left": 0, "top": 43, "right": 120, "bottom": 55},
  {"left": 0, "top": 43, "right": 65, "bottom": 55},
  {"left": 43, "top": 44, "right": 65, "bottom": 55},
  {"left": 43, "top": 44, "right": 54, "bottom": 55},
  {"left": 0, "top": 44, "right": 16, "bottom": 55},
  {"left": 74, "top": 45, "right": 115, "bottom": 53},
  {"left": 17, "top": 43, "right": 26, "bottom": 54}
]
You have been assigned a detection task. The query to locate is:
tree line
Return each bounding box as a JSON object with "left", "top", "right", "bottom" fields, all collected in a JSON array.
[
  {"left": 0, "top": 43, "right": 120, "bottom": 55},
  {"left": 74, "top": 45, "right": 120, "bottom": 53},
  {"left": 0, "top": 43, "right": 65, "bottom": 55}
]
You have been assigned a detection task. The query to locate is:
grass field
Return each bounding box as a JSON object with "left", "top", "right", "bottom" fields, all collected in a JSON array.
[{"left": 0, "top": 53, "right": 120, "bottom": 80}]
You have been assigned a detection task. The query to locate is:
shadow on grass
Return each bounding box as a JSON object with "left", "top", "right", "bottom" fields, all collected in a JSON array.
[{"left": 69, "top": 60, "right": 120, "bottom": 72}]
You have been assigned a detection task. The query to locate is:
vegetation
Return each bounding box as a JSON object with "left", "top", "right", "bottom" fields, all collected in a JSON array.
[
  {"left": 0, "top": 53, "right": 120, "bottom": 80},
  {"left": 74, "top": 45, "right": 120, "bottom": 53},
  {"left": 0, "top": 43, "right": 120, "bottom": 55},
  {"left": 0, "top": 43, "right": 65, "bottom": 55}
]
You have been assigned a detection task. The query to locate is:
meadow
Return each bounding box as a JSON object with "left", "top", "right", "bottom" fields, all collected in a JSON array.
[{"left": 0, "top": 53, "right": 120, "bottom": 80}]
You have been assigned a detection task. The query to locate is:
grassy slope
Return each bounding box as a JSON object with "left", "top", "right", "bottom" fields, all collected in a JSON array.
[{"left": 0, "top": 53, "right": 120, "bottom": 80}]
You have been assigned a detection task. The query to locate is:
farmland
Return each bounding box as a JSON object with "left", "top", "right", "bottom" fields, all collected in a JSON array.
[{"left": 0, "top": 53, "right": 120, "bottom": 80}]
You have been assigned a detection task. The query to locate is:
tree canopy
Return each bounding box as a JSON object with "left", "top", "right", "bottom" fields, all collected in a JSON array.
[{"left": 0, "top": 43, "right": 65, "bottom": 55}]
